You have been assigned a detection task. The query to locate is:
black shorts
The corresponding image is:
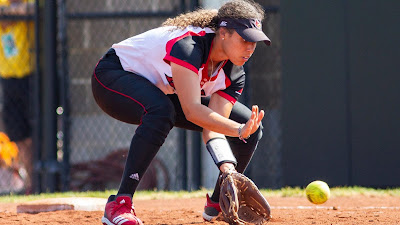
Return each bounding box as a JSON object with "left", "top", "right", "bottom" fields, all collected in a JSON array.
[{"left": 1, "top": 75, "right": 32, "bottom": 141}]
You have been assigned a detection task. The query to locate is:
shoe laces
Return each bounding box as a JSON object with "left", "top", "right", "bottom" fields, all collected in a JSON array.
[{"left": 112, "top": 199, "right": 134, "bottom": 216}]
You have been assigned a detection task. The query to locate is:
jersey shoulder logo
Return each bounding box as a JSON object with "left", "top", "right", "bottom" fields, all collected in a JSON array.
[{"left": 165, "top": 73, "right": 175, "bottom": 89}]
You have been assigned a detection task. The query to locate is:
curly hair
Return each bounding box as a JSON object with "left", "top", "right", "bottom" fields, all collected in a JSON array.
[
  {"left": 162, "top": 0, "right": 265, "bottom": 30},
  {"left": 162, "top": 9, "right": 219, "bottom": 29}
]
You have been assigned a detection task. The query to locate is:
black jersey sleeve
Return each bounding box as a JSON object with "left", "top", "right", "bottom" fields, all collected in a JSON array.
[
  {"left": 217, "top": 61, "right": 246, "bottom": 104},
  {"left": 164, "top": 34, "right": 208, "bottom": 74}
]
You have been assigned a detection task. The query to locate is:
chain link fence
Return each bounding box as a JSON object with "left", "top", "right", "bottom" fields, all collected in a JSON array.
[
  {"left": 61, "top": 0, "right": 191, "bottom": 191},
  {"left": 0, "top": 0, "right": 35, "bottom": 194},
  {"left": 0, "top": 0, "right": 282, "bottom": 194}
]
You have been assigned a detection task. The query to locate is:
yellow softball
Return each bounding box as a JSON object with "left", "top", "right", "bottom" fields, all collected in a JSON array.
[{"left": 305, "top": 180, "right": 330, "bottom": 204}]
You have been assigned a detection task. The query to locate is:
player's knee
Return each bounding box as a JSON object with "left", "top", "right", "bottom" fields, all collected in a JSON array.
[
  {"left": 143, "top": 100, "right": 176, "bottom": 132},
  {"left": 156, "top": 100, "right": 176, "bottom": 124}
]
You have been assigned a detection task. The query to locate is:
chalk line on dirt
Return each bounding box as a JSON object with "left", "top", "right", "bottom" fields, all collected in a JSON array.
[{"left": 272, "top": 206, "right": 400, "bottom": 210}]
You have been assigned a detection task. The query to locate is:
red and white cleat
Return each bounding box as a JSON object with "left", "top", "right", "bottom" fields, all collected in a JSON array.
[
  {"left": 102, "top": 194, "right": 143, "bottom": 225},
  {"left": 202, "top": 193, "right": 221, "bottom": 221}
]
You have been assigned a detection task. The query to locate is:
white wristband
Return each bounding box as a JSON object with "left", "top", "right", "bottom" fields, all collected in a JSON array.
[
  {"left": 206, "top": 137, "right": 237, "bottom": 167},
  {"left": 238, "top": 124, "right": 249, "bottom": 143}
]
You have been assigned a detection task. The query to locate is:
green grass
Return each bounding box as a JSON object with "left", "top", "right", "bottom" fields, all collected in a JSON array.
[{"left": 1, "top": 187, "right": 399, "bottom": 203}]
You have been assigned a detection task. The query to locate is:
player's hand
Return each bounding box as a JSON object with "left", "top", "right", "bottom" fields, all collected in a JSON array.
[
  {"left": 240, "top": 105, "right": 264, "bottom": 139},
  {"left": 219, "top": 162, "right": 236, "bottom": 173}
]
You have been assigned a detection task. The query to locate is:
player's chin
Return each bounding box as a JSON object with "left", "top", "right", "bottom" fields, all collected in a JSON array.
[{"left": 232, "top": 58, "right": 248, "bottom": 66}]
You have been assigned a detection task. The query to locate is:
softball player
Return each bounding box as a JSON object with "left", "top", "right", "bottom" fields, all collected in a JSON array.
[{"left": 92, "top": 0, "right": 271, "bottom": 224}]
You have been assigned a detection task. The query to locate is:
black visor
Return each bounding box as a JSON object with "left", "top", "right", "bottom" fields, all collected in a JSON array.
[{"left": 218, "top": 18, "right": 271, "bottom": 46}]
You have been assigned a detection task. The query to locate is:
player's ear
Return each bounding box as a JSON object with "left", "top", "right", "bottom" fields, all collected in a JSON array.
[{"left": 218, "top": 27, "right": 229, "bottom": 40}]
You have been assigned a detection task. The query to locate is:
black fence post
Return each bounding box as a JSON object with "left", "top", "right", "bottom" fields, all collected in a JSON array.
[
  {"left": 41, "top": 0, "right": 59, "bottom": 192},
  {"left": 57, "top": 0, "right": 70, "bottom": 192},
  {"left": 31, "top": 0, "right": 42, "bottom": 194},
  {"left": 190, "top": 131, "right": 202, "bottom": 190},
  {"left": 183, "top": 0, "right": 202, "bottom": 191}
]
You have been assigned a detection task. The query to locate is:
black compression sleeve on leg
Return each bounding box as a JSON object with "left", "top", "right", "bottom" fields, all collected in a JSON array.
[{"left": 210, "top": 171, "right": 223, "bottom": 202}]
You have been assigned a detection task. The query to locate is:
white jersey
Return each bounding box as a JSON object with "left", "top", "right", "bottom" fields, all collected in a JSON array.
[{"left": 112, "top": 26, "right": 245, "bottom": 104}]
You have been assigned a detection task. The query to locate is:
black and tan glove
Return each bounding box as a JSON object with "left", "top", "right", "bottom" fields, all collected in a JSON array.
[{"left": 219, "top": 171, "right": 271, "bottom": 225}]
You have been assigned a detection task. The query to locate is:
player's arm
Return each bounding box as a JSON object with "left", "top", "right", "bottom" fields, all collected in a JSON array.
[
  {"left": 202, "top": 92, "right": 233, "bottom": 141},
  {"left": 202, "top": 92, "right": 237, "bottom": 172},
  {"left": 171, "top": 62, "right": 242, "bottom": 137},
  {"left": 171, "top": 62, "right": 264, "bottom": 140},
  {"left": 172, "top": 62, "right": 238, "bottom": 172}
]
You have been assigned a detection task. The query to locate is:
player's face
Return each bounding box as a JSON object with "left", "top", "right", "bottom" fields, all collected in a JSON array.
[{"left": 223, "top": 31, "right": 257, "bottom": 66}]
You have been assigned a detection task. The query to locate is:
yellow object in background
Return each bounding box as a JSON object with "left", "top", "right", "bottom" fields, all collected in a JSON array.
[
  {"left": 0, "top": 0, "right": 34, "bottom": 7},
  {"left": 0, "top": 0, "right": 34, "bottom": 78},
  {"left": 0, "top": 132, "right": 19, "bottom": 167},
  {"left": 0, "top": 22, "right": 34, "bottom": 78},
  {"left": 0, "top": 0, "right": 10, "bottom": 6}
]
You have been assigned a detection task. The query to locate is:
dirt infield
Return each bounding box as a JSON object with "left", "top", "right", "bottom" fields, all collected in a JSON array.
[{"left": 0, "top": 195, "right": 399, "bottom": 224}]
